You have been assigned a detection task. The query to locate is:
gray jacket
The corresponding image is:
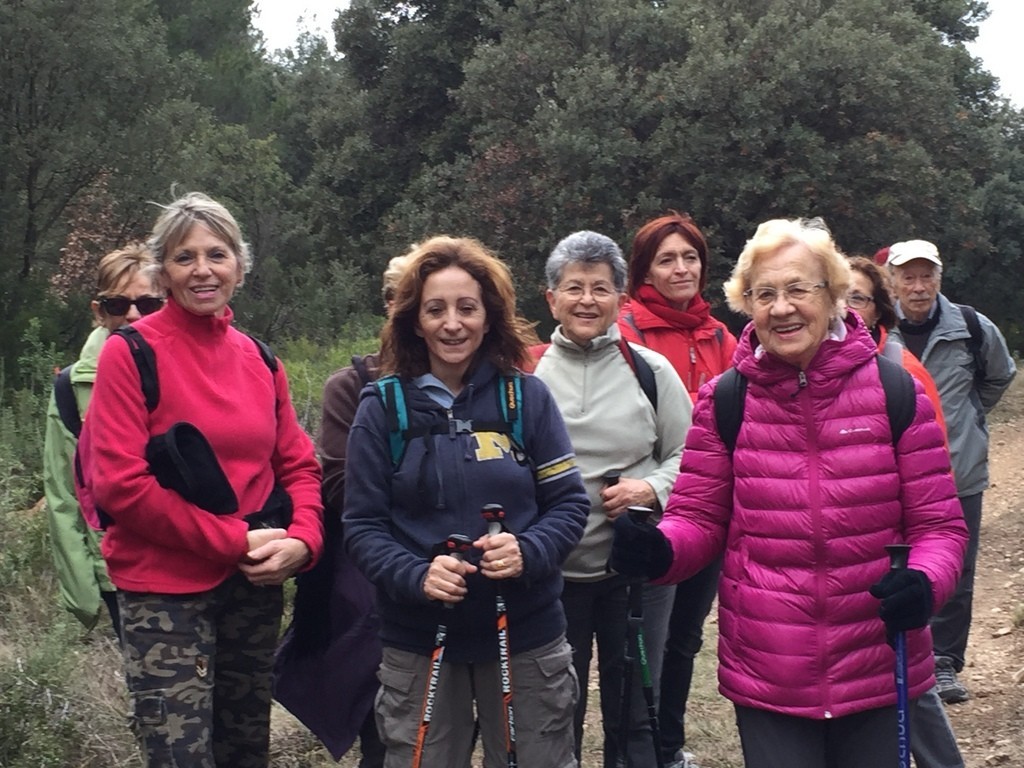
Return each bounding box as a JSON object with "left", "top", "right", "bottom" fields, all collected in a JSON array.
[
  {"left": 534, "top": 324, "right": 691, "bottom": 581},
  {"left": 890, "top": 293, "right": 1016, "bottom": 496}
]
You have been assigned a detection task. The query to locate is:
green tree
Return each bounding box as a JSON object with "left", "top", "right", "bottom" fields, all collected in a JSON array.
[
  {"left": 377, "top": 0, "right": 1021, "bottom": 334},
  {"left": 154, "top": 0, "right": 274, "bottom": 124},
  {"left": 0, "top": 0, "right": 183, "bottom": 280}
]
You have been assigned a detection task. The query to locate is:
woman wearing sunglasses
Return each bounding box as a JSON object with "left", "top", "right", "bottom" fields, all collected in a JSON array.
[
  {"left": 87, "top": 192, "right": 323, "bottom": 767},
  {"left": 43, "top": 243, "right": 164, "bottom": 640}
]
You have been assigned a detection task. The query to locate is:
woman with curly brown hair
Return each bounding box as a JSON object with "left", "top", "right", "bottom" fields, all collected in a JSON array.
[{"left": 344, "top": 236, "right": 589, "bottom": 767}]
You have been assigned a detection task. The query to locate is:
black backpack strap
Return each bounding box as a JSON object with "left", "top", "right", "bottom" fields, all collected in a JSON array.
[
  {"left": 618, "top": 339, "right": 658, "bottom": 411},
  {"left": 713, "top": 367, "right": 746, "bottom": 454},
  {"left": 246, "top": 334, "right": 279, "bottom": 373},
  {"left": 955, "top": 304, "right": 984, "bottom": 384},
  {"left": 877, "top": 354, "right": 916, "bottom": 446},
  {"left": 53, "top": 365, "right": 82, "bottom": 438},
  {"left": 113, "top": 326, "right": 159, "bottom": 412}
]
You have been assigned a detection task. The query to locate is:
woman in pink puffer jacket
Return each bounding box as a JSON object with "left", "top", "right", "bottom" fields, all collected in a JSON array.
[{"left": 611, "top": 218, "right": 967, "bottom": 768}]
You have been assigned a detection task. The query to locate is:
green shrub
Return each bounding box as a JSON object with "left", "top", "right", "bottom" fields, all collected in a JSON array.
[
  {"left": 0, "top": 503, "right": 130, "bottom": 768},
  {"left": 278, "top": 327, "right": 382, "bottom": 437},
  {"left": 0, "top": 318, "right": 62, "bottom": 511},
  {"left": 0, "top": 639, "right": 81, "bottom": 767},
  {"left": 0, "top": 503, "right": 57, "bottom": 620}
]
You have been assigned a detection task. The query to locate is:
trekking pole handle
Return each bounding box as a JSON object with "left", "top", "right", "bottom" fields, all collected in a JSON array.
[
  {"left": 602, "top": 470, "right": 622, "bottom": 487},
  {"left": 886, "top": 543, "right": 911, "bottom": 571},
  {"left": 442, "top": 534, "right": 474, "bottom": 610},
  {"left": 481, "top": 503, "right": 506, "bottom": 536}
]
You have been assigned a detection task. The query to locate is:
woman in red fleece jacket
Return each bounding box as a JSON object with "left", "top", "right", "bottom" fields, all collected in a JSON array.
[
  {"left": 89, "top": 192, "right": 323, "bottom": 768},
  {"left": 619, "top": 212, "right": 737, "bottom": 768}
]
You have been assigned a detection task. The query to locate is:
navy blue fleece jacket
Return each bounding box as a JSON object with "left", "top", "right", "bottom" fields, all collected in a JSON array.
[{"left": 343, "top": 361, "right": 588, "bottom": 663}]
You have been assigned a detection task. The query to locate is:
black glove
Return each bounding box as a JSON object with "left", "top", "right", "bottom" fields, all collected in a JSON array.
[
  {"left": 869, "top": 568, "right": 933, "bottom": 634},
  {"left": 610, "top": 513, "right": 673, "bottom": 581}
]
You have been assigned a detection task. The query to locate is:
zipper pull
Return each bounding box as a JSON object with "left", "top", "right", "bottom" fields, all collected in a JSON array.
[
  {"left": 798, "top": 370, "right": 808, "bottom": 388},
  {"left": 447, "top": 408, "right": 456, "bottom": 438}
]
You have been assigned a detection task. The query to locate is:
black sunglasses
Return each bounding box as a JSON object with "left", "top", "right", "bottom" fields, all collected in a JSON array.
[{"left": 99, "top": 295, "right": 165, "bottom": 316}]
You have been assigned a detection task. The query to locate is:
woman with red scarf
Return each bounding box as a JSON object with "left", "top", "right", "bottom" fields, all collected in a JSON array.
[{"left": 618, "top": 212, "right": 737, "bottom": 768}]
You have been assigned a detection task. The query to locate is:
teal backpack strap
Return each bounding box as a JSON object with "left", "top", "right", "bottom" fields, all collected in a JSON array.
[
  {"left": 374, "top": 375, "right": 408, "bottom": 467},
  {"left": 498, "top": 374, "right": 524, "bottom": 449}
]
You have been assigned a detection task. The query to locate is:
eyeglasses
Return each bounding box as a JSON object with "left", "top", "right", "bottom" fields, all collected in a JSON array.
[
  {"left": 99, "top": 295, "right": 165, "bottom": 316},
  {"left": 556, "top": 284, "right": 618, "bottom": 301},
  {"left": 743, "top": 281, "right": 828, "bottom": 307},
  {"left": 846, "top": 293, "right": 875, "bottom": 310}
]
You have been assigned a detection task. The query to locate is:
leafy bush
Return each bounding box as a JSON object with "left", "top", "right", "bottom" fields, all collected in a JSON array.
[
  {"left": 0, "top": 500, "right": 135, "bottom": 768},
  {"left": 278, "top": 327, "right": 382, "bottom": 437},
  {"left": 0, "top": 643, "right": 81, "bottom": 767},
  {"left": 0, "top": 319, "right": 61, "bottom": 512}
]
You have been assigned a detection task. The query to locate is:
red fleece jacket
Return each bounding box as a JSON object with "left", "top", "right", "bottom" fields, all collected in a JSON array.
[{"left": 90, "top": 298, "right": 323, "bottom": 593}]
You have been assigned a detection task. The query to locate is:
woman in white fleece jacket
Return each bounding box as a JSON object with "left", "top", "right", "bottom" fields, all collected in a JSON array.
[{"left": 533, "top": 230, "right": 692, "bottom": 768}]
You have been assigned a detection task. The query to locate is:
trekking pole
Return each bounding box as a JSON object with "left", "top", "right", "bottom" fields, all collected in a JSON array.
[
  {"left": 614, "top": 505, "right": 665, "bottom": 768},
  {"left": 602, "top": 470, "right": 622, "bottom": 488},
  {"left": 886, "top": 543, "right": 912, "bottom": 768},
  {"left": 481, "top": 503, "right": 518, "bottom": 768},
  {"left": 412, "top": 533, "right": 473, "bottom": 768}
]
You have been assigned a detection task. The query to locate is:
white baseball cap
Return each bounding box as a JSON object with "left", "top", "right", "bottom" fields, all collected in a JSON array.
[{"left": 886, "top": 240, "right": 942, "bottom": 267}]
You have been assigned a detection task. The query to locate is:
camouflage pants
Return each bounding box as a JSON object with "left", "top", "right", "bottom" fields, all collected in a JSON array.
[{"left": 118, "top": 572, "right": 283, "bottom": 768}]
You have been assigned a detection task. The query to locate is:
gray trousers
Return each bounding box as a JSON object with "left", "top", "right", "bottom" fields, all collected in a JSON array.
[
  {"left": 734, "top": 702, "right": 912, "bottom": 768},
  {"left": 118, "top": 572, "right": 283, "bottom": 768},
  {"left": 930, "top": 492, "right": 982, "bottom": 670},
  {"left": 562, "top": 576, "right": 675, "bottom": 768},
  {"left": 376, "top": 636, "right": 578, "bottom": 768},
  {"left": 911, "top": 686, "right": 964, "bottom": 768}
]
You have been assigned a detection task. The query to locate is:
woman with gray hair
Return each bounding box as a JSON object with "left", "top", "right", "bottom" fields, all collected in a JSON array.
[
  {"left": 88, "top": 192, "right": 323, "bottom": 767},
  {"left": 533, "top": 230, "right": 693, "bottom": 767},
  {"left": 611, "top": 218, "right": 967, "bottom": 768}
]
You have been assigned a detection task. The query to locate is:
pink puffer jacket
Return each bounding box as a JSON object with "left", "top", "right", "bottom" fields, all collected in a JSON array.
[{"left": 658, "top": 313, "right": 967, "bottom": 719}]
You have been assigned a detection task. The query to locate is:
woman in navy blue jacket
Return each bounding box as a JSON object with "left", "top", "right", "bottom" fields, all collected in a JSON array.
[{"left": 344, "top": 236, "right": 589, "bottom": 768}]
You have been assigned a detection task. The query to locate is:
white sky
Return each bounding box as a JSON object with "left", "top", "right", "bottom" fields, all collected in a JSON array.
[
  {"left": 252, "top": 0, "right": 1021, "bottom": 106},
  {"left": 966, "top": 0, "right": 1023, "bottom": 107},
  {"left": 252, "top": 1, "right": 345, "bottom": 52}
]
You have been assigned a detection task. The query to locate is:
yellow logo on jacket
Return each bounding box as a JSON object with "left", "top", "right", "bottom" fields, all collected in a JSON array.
[{"left": 474, "top": 432, "right": 512, "bottom": 461}]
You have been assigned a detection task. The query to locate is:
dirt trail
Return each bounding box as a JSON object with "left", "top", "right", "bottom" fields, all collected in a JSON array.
[{"left": 945, "top": 413, "right": 1024, "bottom": 766}]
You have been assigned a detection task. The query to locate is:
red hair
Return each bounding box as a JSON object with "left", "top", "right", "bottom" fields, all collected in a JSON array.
[{"left": 627, "top": 212, "right": 709, "bottom": 296}]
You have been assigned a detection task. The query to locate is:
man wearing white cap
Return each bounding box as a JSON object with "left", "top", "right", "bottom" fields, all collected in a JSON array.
[{"left": 887, "top": 239, "right": 1016, "bottom": 705}]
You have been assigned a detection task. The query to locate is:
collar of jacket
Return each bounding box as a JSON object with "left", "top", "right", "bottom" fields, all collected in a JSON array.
[{"left": 549, "top": 322, "right": 623, "bottom": 356}]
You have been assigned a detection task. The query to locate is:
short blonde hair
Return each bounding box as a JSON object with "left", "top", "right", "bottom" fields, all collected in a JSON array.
[
  {"left": 95, "top": 243, "right": 160, "bottom": 298},
  {"left": 724, "top": 218, "right": 850, "bottom": 318},
  {"left": 148, "top": 192, "right": 252, "bottom": 275},
  {"left": 381, "top": 252, "right": 414, "bottom": 308},
  {"left": 93, "top": 243, "right": 162, "bottom": 328}
]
